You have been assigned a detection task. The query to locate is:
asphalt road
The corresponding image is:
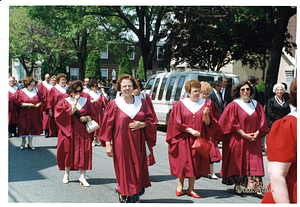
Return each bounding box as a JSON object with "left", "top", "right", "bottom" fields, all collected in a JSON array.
[{"left": 8, "top": 126, "right": 270, "bottom": 203}]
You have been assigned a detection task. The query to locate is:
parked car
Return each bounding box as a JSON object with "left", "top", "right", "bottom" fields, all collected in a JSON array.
[{"left": 143, "top": 69, "right": 240, "bottom": 125}]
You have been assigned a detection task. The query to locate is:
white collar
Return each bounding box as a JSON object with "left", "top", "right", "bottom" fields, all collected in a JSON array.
[
  {"left": 22, "top": 88, "right": 37, "bottom": 99},
  {"left": 135, "top": 92, "right": 146, "bottom": 99},
  {"left": 83, "top": 87, "right": 91, "bottom": 93},
  {"left": 42, "top": 80, "right": 53, "bottom": 90},
  {"left": 181, "top": 98, "right": 205, "bottom": 114},
  {"left": 65, "top": 96, "right": 87, "bottom": 111},
  {"left": 115, "top": 96, "right": 142, "bottom": 119},
  {"left": 54, "top": 84, "right": 68, "bottom": 94},
  {"left": 8, "top": 85, "right": 18, "bottom": 94},
  {"left": 234, "top": 98, "right": 257, "bottom": 116},
  {"left": 87, "top": 90, "right": 101, "bottom": 100}
]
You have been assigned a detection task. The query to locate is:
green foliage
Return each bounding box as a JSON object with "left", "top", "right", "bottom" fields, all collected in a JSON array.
[
  {"left": 118, "top": 54, "right": 132, "bottom": 77},
  {"left": 136, "top": 56, "right": 145, "bottom": 80},
  {"left": 256, "top": 81, "right": 265, "bottom": 92},
  {"left": 85, "top": 51, "right": 102, "bottom": 80}
]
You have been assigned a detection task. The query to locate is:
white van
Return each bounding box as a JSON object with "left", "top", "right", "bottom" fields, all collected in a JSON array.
[{"left": 143, "top": 69, "right": 240, "bottom": 125}]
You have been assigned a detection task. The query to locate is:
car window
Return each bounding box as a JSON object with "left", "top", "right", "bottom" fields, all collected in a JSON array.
[
  {"left": 158, "top": 77, "right": 167, "bottom": 100},
  {"left": 198, "top": 76, "right": 214, "bottom": 86},
  {"left": 175, "top": 76, "right": 186, "bottom": 101},
  {"left": 151, "top": 78, "right": 160, "bottom": 100},
  {"left": 166, "top": 77, "right": 176, "bottom": 101},
  {"left": 144, "top": 78, "right": 155, "bottom": 90}
]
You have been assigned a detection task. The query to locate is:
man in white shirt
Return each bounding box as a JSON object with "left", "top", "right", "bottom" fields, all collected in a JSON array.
[
  {"left": 220, "top": 78, "right": 233, "bottom": 107},
  {"left": 207, "top": 81, "right": 224, "bottom": 116}
]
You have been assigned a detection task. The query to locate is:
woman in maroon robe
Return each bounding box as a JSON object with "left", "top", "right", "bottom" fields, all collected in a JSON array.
[
  {"left": 47, "top": 73, "right": 69, "bottom": 137},
  {"left": 218, "top": 81, "right": 268, "bottom": 197},
  {"left": 199, "top": 81, "right": 222, "bottom": 180},
  {"left": 55, "top": 80, "right": 97, "bottom": 187},
  {"left": 13, "top": 77, "right": 45, "bottom": 150},
  {"left": 81, "top": 79, "right": 108, "bottom": 147},
  {"left": 166, "top": 80, "right": 222, "bottom": 198},
  {"left": 8, "top": 77, "right": 20, "bottom": 137},
  {"left": 99, "top": 74, "right": 157, "bottom": 203}
]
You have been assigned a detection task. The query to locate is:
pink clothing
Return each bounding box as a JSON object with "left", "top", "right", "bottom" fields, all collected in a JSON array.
[
  {"left": 37, "top": 82, "right": 51, "bottom": 130},
  {"left": 218, "top": 100, "right": 268, "bottom": 178},
  {"left": 99, "top": 98, "right": 157, "bottom": 196}
]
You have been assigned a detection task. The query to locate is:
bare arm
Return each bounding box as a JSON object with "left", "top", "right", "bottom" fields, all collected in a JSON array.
[{"left": 268, "top": 161, "right": 292, "bottom": 203}]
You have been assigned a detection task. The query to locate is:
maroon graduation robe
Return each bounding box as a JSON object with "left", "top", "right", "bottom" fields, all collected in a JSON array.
[
  {"left": 55, "top": 97, "right": 97, "bottom": 171},
  {"left": 37, "top": 81, "right": 52, "bottom": 130},
  {"left": 166, "top": 98, "right": 222, "bottom": 179},
  {"left": 47, "top": 85, "right": 69, "bottom": 137},
  {"left": 13, "top": 89, "right": 44, "bottom": 136},
  {"left": 99, "top": 97, "right": 157, "bottom": 196},
  {"left": 218, "top": 99, "right": 268, "bottom": 179}
]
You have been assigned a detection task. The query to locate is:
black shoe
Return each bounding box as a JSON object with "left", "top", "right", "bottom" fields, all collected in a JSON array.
[
  {"left": 45, "top": 129, "right": 49, "bottom": 138},
  {"left": 128, "top": 194, "right": 140, "bottom": 203},
  {"left": 138, "top": 188, "right": 145, "bottom": 196},
  {"left": 8, "top": 133, "right": 12, "bottom": 138}
]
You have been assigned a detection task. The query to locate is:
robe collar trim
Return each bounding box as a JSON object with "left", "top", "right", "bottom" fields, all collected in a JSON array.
[
  {"left": 87, "top": 90, "right": 101, "bottom": 100},
  {"left": 42, "top": 80, "right": 53, "bottom": 90},
  {"left": 181, "top": 98, "right": 205, "bottom": 114},
  {"left": 234, "top": 98, "right": 257, "bottom": 116},
  {"left": 54, "top": 84, "right": 68, "bottom": 94},
  {"left": 8, "top": 85, "right": 18, "bottom": 94},
  {"left": 115, "top": 96, "right": 141, "bottom": 119},
  {"left": 22, "top": 88, "right": 37, "bottom": 99},
  {"left": 65, "top": 96, "right": 87, "bottom": 111}
]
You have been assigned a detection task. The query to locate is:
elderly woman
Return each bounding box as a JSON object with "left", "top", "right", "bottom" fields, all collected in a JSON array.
[
  {"left": 267, "top": 83, "right": 290, "bottom": 129},
  {"left": 13, "top": 77, "right": 45, "bottom": 149},
  {"left": 218, "top": 81, "right": 269, "bottom": 196},
  {"left": 55, "top": 80, "right": 97, "bottom": 187},
  {"left": 47, "top": 73, "right": 69, "bottom": 137},
  {"left": 166, "top": 80, "right": 222, "bottom": 198},
  {"left": 199, "top": 81, "right": 222, "bottom": 180},
  {"left": 261, "top": 78, "right": 297, "bottom": 203},
  {"left": 99, "top": 74, "right": 157, "bottom": 203},
  {"left": 82, "top": 79, "right": 108, "bottom": 147}
]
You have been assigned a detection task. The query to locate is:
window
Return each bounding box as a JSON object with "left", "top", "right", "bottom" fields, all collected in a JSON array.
[
  {"left": 70, "top": 68, "right": 79, "bottom": 80},
  {"left": 127, "top": 46, "right": 135, "bottom": 60},
  {"left": 151, "top": 78, "right": 160, "bottom": 100},
  {"left": 166, "top": 77, "right": 176, "bottom": 101},
  {"left": 101, "top": 69, "right": 108, "bottom": 80},
  {"left": 175, "top": 76, "right": 186, "bottom": 101},
  {"left": 198, "top": 76, "right": 214, "bottom": 86},
  {"left": 157, "top": 47, "right": 164, "bottom": 61},
  {"left": 100, "top": 47, "right": 108, "bottom": 59},
  {"left": 158, "top": 77, "right": 167, "bottom": 100},
  {"left": 144, "top": 78, "right": 155, "bottom": 90}
]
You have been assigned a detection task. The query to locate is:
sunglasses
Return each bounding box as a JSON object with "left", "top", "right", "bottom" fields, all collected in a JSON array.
[
  {"left": 93, "top": 85, "right": 98, "bottom": 87},
  {"left": 74, "top": 89, "right": 83, "bottom": 93},
  {"left": 240, "top": 88, "right": 251, "bottom": 92}
]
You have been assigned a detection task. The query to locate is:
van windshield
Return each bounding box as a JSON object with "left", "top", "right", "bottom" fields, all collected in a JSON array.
[
  {"left": 198, "top": 76, "right": 214, "bottom": 86},
  {"left": 144, "top": 78, "right": 155, "bottom": 90}
]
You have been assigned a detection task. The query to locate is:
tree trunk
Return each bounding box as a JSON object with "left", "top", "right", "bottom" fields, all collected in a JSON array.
[{"left": 264, "top": 6, "right": 296, "bottom": 105}]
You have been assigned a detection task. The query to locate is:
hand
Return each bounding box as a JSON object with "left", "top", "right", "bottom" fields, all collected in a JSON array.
[
  {"left": 35, "top": 102, "right": 42, "bottom": 107},
  {"left": 28, "top": 103, "right": 35, "bottom": 107},
  {"left": 243, "top": 133, "right": 256, "bottom": 142},
  {"left": 186, "top": 128, "right": 200, "bottom": 137},
  {"left": 251, "top": 131, "right": 260, "bottom": 139},
  {"left": 74, "top": 94, "right": 80, "bottom": 102},
  {"left": 92, "top": 99, "right": 100, "bottom": 103},
  {"left": 106, "top": 142, "right": 113, "bottom": 157},
  {"left": 203, "top": 107, "right": 210, "bottom": 116},
  {"left": 128, "top": 120, "right": 146, "bottom": 131},
  {"left": 79, "top": 116, "right": 88, "bottom": 122},
  {"left": 100, "top": 88, "right": 105, "bottom": 93},
  {"left": 48, "top": 109, "right": 52, "bottom": 117}
]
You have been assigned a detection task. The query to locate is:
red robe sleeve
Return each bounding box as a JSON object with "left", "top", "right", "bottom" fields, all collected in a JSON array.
[
  {"left": 267, "top": 115, "right": 297, "bottom": 162},
  {"left": 166, "top": 101, "right": 190, "bottom": 144},
  {"left": 101, "top": 94, "right": 109, "bottom": 109},
  {"left": 54, "top": 99, "right": 72, "bottom": 137},
  {"left": 86, "top": 100, "right": 98, "bottom": 121},
  {"left": 145, "top": 93, "right": 158, "bottom": 122},
  {"left": 141, "top": 99, "right": 158, "bottom": 147},
  {"left": 47, "top": 88, "right": 55, "bottom": 110},
  {"left": 218, "top": 102, "right": 241, "bottom": 135},
  {"left": 12, "top": 90, "right": 23, "bottom": 107},
  {"left": 98, "top": 100, "right": 117, "bottom": 143}
]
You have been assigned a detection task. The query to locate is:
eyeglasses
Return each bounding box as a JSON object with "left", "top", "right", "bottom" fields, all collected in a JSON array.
[
  {"left": 240, "top": 88, "right": 251, "bottom": 92},
  {"left": 93, "top": 85, "right": 98, "bottom": 87},
  {"left": 74, "top": 89, "right": 82, "bottom": 93}
]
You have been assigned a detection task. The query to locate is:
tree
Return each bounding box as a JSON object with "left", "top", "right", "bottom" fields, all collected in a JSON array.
[
  {"left": 118, "top": 54, "right": 132, "bottom": 77},
  {"left": 85, "top": 51, "right": 102, "bottom": 80},
  {"left": 136, "top": 56, "right": 145, "bottom": 80}
]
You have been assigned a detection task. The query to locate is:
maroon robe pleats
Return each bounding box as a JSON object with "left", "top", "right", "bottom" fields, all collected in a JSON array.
[
  {"left": 55, "top": 98, "right": 97, "bottom": 171},
  {"left": 218, "top": 100, "right": 268, "bottom": 179},
  {"left": 99, "top": 99, "right": 157, "bottom": 196},
  {"left": 37, "top": 82, "right": 51, "bottom": 130}
]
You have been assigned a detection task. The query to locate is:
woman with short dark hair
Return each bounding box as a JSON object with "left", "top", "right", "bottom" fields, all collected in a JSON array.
[
  {"left": 218, "top": 81, "right": 269, "bottom": 197},
  {"left": 55, "top": 80, "right": 97, "bottom": 187},
  {"left": 13, "top": 77, "right": 45, "bottom": 149}
]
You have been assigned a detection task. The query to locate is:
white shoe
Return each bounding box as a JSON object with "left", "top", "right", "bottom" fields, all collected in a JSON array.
[
  {"left": 63, "top": 174, "right": 69, "bottom": 184},
  {"left": 79, "top": 178, "right": 90, "bottom": 187},
  {"left": 209, "top": 174, "right": 218, "bottom": 179}
]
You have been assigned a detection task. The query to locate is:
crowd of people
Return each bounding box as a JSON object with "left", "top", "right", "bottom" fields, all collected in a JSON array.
[{"left": 8, "top": 73, "right": 297, "bottom": 203}]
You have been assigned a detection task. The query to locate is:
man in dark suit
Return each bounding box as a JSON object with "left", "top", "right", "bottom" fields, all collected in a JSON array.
[
  {"left": 208, "top": 80, "right": 224, "bottom": 116},
  {"left": 220, "top": 77, "right": 233, "bottom": 107}
]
